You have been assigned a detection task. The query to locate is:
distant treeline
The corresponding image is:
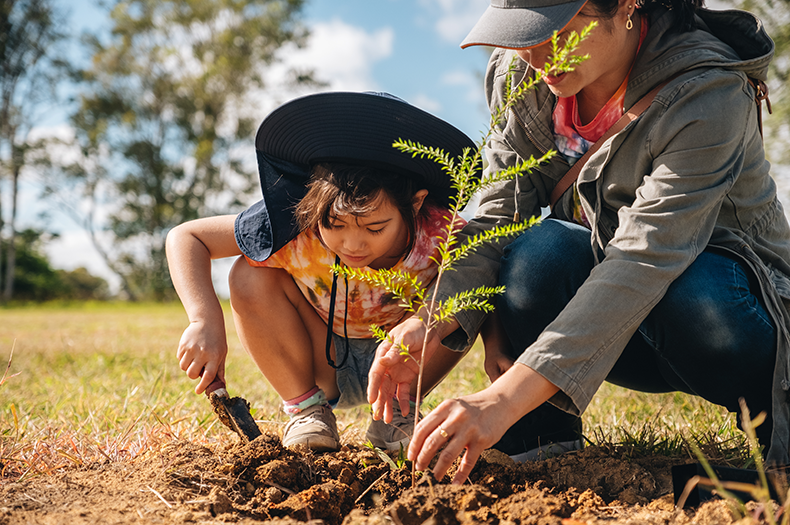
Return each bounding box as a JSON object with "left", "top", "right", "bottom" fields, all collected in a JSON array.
[{"left": 0, "top": 230, "right": 110, "bottom": 302}]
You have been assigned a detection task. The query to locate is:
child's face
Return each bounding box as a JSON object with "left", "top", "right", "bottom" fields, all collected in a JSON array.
[{"left": 318, "top": 193, "right": 412, "bottom": 269}]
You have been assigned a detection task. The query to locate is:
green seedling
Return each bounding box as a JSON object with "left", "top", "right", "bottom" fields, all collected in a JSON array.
[
  {"left": 363, "top": 440, "right": 407, "bottom": 470},
  {"left": 334, "top": 25, "right": 596, "bottom": 485}
]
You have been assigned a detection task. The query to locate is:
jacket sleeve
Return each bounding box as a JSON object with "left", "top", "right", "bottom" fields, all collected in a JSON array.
[{"left": 515, "top": 68, "right": 764, "bottom": 414}]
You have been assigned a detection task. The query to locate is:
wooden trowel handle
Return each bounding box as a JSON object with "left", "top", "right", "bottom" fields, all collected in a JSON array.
[{"left": 205, "top": 378, "right": 229, "bottom": 398}]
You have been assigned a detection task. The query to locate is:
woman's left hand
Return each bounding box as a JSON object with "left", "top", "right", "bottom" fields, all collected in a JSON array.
[
  {"left": 408, "top": 391, "right": 511, "bottom": 484},
  {"left": 408, "top": 362, "right": 561, "bottom": 484}
]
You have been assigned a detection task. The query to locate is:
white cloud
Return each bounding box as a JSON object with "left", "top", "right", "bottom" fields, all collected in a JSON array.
[
  {"left": 248, "top": 18, "right": 394, "bottom": 119},
  {"left": 299, "top": 19, "right": 393, "bottom": 90},
  {"left": 410, "top": 93, "right": 442, "bottom": 114},
  {"left": 275, "top": 18, "right": 392, "bottom": 91},
  {"left": 420, "top": 0, "right": 489, "bottom": 44}
]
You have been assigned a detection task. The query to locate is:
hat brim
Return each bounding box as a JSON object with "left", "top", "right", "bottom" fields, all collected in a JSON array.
[
  {"left": 255, "top": 91, "right": 477, "bottom": 204},
  {"left": 460, "top": 0, "right": 587, "bottom": 49},
  {"left": 235, "top": 152, "right": 308, "bottom": 262}
]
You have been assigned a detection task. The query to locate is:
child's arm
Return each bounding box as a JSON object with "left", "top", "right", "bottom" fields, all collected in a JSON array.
[{"left": 165, "top": 215, "right": 242, "bottom": 394}]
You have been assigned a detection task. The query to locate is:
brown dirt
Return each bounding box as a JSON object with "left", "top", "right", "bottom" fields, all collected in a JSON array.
[{"left": 0, "top": 427, "right": 773, "bottom": 525}]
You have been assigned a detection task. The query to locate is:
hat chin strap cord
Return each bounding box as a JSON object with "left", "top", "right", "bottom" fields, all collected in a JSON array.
[{"left": 325, "top": 255, "right": 350, "bottom": 370}]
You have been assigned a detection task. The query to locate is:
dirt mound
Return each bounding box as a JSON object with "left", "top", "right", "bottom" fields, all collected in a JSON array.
[{"left": 0, "top": 430, "right": 757, "bottom": 524}]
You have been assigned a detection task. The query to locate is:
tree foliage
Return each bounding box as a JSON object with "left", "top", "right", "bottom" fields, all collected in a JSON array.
[
  {"left": 0, "top": 0, "right": 67, "bottom": 301},
  {"left": 45, "top": 0, "right": 316, "bottom": 300},
  {"left": 0, "top": 229, "right": 111, "bottom": 302}
]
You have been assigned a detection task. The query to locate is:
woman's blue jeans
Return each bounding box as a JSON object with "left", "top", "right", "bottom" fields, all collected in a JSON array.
[{"left": 497, "top": 218, "right": 776, "bottom": 445}]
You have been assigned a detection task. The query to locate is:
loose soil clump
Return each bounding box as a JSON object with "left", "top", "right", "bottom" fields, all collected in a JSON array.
[{"left": 0, "top": 429, "right": 767, "bottom": 524}]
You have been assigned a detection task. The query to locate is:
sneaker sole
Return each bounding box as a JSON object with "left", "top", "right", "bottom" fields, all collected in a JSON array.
[
  {"left": 283, "top": 435, "right": 340, "bottom": 453},
  {"left": 366, "top": 434, "right": 410, "bottom": 452},
  {"left": 508, "top": 439, "right": 582, "bottom": 462}
]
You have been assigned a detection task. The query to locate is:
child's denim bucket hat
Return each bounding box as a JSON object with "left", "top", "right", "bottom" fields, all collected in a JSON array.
[{"left": 235, "top": 92, "right": 477, "bottom": 262}]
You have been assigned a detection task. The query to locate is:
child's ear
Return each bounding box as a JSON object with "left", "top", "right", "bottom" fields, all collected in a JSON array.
[{"left": 412, "top": 189, "right": 429, "bottom": 214}]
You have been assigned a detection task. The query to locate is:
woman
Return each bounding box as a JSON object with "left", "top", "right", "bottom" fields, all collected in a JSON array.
[{"left": 367, "top": 0, "right": 790, "bottom": 483}]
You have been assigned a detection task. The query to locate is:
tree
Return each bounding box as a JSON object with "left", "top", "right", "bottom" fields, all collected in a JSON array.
[
  {"left": 0, "top": 0, "right": 67, "bottom": 301},
  {"left": 46, "top": 0, "right": 318, "bottom": 300}
]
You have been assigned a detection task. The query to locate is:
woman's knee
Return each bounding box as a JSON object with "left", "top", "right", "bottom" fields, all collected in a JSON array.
[
  {"left": 647, "top": 251, "right": 775, "bottom": 360},
  {"left": 499, "top": 219, "right": 593, "bottom": 313}
]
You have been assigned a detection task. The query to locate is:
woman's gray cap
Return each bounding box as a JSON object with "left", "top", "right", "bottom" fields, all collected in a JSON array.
[{"left": 461, "top": 0, "right": 588, "bottom": 49}]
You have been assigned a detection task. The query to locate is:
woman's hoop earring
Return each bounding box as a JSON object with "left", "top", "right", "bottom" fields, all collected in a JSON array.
[{"left": 626, "top": 12, "right": 634, "bottom": 30}]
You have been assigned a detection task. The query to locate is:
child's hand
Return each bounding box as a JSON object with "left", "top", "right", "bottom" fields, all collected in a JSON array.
[
  {"left": 367, "top": 317, "right": 440, "bottom": 423},
  {"left": 176, "top": 320, "right": 228, "bottom": 395}
]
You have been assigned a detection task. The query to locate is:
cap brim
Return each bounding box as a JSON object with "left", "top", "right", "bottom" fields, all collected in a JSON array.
[{"left": 460, "top": 0, "right": 587, "bottom": 49}]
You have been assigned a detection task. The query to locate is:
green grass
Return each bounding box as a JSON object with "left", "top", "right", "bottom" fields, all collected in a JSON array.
[{"left": 0, "top": 301, "right": 750, "bottom": 480}]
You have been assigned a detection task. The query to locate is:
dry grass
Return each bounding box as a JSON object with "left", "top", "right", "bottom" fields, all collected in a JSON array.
[{"left": 0, "top": 301, "right": 749, "bottom": 483}]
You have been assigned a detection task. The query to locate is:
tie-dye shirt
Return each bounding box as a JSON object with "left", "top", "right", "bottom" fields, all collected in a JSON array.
[
  {"left": 553, "top": 17, "right": 649, "bottom": 227},
  {"left": 245, "top": 203, "right": 461, "bottom": 338}
]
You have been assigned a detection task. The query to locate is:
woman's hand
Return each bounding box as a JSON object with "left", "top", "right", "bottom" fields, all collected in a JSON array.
[
  {"left": 408, "top": 390, "right": 512, "bottom": 484},
  {"left": 176, "top": 320, "right": 228, "bottom": 394},
  {"left": 408, "top": 363, "right": 560, "bottom": 484},
  {"left": 367, "top": 316, "right": 442, "bottom": 423}
]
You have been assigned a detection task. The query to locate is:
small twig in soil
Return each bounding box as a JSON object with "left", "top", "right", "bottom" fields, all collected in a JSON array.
[
  {"left": 147, "top": 485, "right": 173, "bottom": 508},
  {"left": 265, "top": 480, "right": 296, "bottom": 495},
  {"left": 22, "top": 492, "right": 45, "bottom": 505},
  {"left": 426, "top": 471, "right": 435, "bottom": 500},
  {"left": 675, "top": 475, "right": 701, "bottom": 510},
  {"left": 354, "top": 471, "right": 390, "bottom": 504}
]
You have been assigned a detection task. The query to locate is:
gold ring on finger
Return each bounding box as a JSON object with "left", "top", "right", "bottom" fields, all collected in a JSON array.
[{"left": 439, "top": 426, "right": 449, "bottom": 439}]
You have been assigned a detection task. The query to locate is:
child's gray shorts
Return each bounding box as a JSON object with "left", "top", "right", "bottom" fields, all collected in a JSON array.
[{"left": 332, "top": 335, "right": 380, "bottom": 409}]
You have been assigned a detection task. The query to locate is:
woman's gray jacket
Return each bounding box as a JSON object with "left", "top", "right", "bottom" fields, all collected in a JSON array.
[{"left": 441, "top": 7, "right": 790, "bottom": 464}]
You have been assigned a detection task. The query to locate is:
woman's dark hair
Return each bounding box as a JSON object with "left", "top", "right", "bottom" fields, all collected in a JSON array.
[
  {"left": 294, "top": 162, "right": 428, "bottom": 258},
  {"left": 588, "top": 0, "right": 704, "bottom": 33}
]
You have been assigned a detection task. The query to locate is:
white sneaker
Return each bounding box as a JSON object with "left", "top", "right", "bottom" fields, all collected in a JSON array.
[
  {"left": 365, "top": 402, "right": 419, "bottom": 452},
  {"left": 282, "top": 404, "right": 340, "bottom": 452}
]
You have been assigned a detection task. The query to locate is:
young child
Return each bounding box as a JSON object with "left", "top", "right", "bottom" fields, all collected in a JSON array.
[{"left": 166, "top": 92, "right": 476, "bottom": 452}]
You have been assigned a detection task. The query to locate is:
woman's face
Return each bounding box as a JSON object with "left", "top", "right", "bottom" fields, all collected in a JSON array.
[
  {"left": 318, "top": 192, "right": 415, "bottom": 270},
  {"left": 516, "top": 1, "right": 636, "bottom": 102}
]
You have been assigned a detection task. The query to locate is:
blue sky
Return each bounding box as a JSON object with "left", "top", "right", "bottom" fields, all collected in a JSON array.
[
  {"left": 65, "top": 0, "right": 493, "bottom": 138},
  {"left": 31, "top": 0, "right": 494, "bottom": 291},
  {"left": 290, "top": 0, "right": 494, "bottom": 138}
]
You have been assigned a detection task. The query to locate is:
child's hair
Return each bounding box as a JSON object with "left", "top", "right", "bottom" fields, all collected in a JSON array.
[{"left": 294, "top": 162, "right": 427, "bottom": 258}]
